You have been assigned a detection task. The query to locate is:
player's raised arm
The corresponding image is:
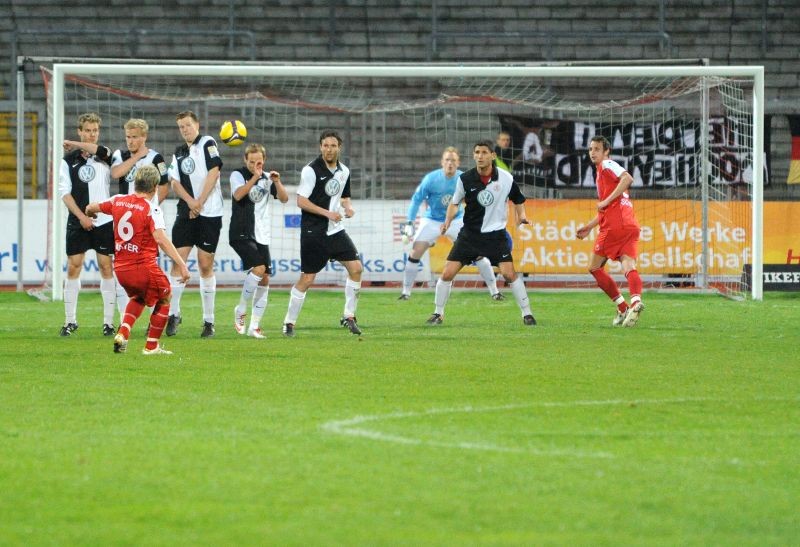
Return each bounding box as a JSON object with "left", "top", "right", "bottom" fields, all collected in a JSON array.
[{"left": 269, "top": 171, "right": 289, "bottom": 203}]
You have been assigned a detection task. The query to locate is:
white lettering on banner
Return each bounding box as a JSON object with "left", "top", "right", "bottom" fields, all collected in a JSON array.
[
  {"left": 519, "top": 246, "right": 588, "bottom": 268},
  {"left": 516, "top": 245, "right": 752, "bottom": 272},
  {"left": 518, "top": 220, "right": 583, "bottom": 242},
  {"left": 764, "top": 272, "right": 800, "bottom": 283},
  {"left": 503, "top": 115, "right": 767, "bottom": 188},
  {"left": 659, "top": 221, "right": 746, "bottom": 243}
]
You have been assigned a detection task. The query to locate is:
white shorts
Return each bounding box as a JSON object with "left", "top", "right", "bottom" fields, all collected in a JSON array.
[{"left": 412, "top": 217, "right": 464, "bottom": 246}]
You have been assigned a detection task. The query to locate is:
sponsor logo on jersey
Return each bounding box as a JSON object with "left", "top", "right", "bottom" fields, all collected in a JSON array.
[
  {"left": 477, "top": 189, "right": 494, "bottom": 207},
  {"left": 125, "top": 166, "right": 137, "bottom": 183},
  {"left": 249, "top": 184, "right": 268, "bottom": 203},
  {"left": 325, "top": 178, "right": 341, "bottom": 196},
  {"left": 78, "top": 165, "right": 95, "bottom": 182},
  {"left": 440, "top": 193, "right": 453, "bottom": 207},
  {"left": 181, "top": 157, "right": 196, "bottom": 175}
]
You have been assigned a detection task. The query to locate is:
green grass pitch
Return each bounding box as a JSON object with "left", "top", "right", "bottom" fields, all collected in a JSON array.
[{"left": 0, "top": 288, "right": 797, "bottom": 544}]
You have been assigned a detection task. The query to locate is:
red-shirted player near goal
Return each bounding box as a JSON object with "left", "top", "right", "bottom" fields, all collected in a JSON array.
[
  {"left": 576, "top": 135, "right": 644, "bottom": 327},
  {"left": 86, "top": 164, "right": 190, "bottom": 354}
]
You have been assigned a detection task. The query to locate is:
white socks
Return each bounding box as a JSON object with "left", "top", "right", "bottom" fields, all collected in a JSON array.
[
  {"left": 475, "top": 257, "right": 499, "bottom": 296},
  {"left": 199, "top": 275, "right": 216, "bottom": 323},
  {"left": 434, "top": 278, "right": 452, "bottom": 315},
  {"left": 344, "top": 277, "right": 361, "bottom": 318},
  {"left": 114, "top": 275, "right": 129, "bottom": 318},
  {"left": 284, "top": 286, "right": 306, "bottom": 325},
  {"left": 169, "top": 275, "right": 185, "bottom": 317},
  {"left": 510, "top": 276, "right": 532, "bottom": 316},
  {"left": 100, "top": 277, "right": 117, "bottom": 325},
  {"left": 402, "top": 258, "right": 421, "bottom": 295},
  {"left": 237, "top": 271, "right": 262, "bottom": 316},
  {"left": 63, "top": 277, "right": 80, "bottom": 324},
  {"left": 250, "top": 285, "right": 269, "bottom": 330}
]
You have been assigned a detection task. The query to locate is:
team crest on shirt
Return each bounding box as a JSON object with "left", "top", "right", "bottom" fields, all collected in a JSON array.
[
  {"left": 477, "top": 189, "right": 494, "bottom": 207},
  {"left": 78, "top": 165, "right": 95, "bottom": 182},
  {"left": 181, "top": 157, "right": 196, "bottom": 175},
  {"left": 440, "top": 193, "right": 453, "bottom": 207}
]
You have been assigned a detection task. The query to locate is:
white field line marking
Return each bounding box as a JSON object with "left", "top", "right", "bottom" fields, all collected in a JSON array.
[{"left": 320, "top": 396, "right": 798, "bottom": 459}]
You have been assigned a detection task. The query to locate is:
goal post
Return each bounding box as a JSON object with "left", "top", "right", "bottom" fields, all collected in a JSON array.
[{"left": 43, "top": 62, "right": 764, "bottom": 300}]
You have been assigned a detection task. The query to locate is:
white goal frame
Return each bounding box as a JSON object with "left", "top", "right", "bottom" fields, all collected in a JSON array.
[{"left": 48, "top": 63, "right": 765, "bottom": 300}]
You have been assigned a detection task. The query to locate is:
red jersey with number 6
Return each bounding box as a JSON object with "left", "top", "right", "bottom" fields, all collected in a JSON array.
[
  {"left": 99, "top": 194, "right": 165, "bottom": 272},
  {"left": 596, "top": 159, "right": 639, "bottom": 231}
]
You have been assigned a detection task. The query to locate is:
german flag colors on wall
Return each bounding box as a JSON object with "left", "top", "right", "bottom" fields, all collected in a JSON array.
[{"left": 789, "top": 115, "right": 800, "bottom": 184}]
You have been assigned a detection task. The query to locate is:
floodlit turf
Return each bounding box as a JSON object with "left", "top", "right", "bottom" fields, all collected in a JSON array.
[{"left": 0, "top": 288, "right": 797, "bottom": 544}]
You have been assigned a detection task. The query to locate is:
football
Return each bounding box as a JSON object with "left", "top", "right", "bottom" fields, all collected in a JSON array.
[{"left": 219, "top": 119, "right": 247, "bottom": 146}]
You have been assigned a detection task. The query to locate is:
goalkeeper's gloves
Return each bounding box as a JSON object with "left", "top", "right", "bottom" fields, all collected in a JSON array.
[{"left": 401, "top": 221, "right": 414, "bottom": 244}]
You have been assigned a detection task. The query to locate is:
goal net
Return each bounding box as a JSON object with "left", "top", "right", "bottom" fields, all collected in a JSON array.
[{"left": 40, "top": 63, "right": 764, "bottom": 300}]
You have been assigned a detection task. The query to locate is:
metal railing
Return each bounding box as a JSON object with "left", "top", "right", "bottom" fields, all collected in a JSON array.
[
  {"left": 9, "top": 28, "right": 256, "bottom": 98},
  {"left": 429, "top": 0, "right": 673, "bottom": 61}
]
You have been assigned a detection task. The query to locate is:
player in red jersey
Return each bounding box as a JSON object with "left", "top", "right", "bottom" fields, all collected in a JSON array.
[
  {"left": 576, "top": 136, "right": 644, "bottom": 327},
  {"left": 86, "top": 165, "right": 190, "bottom": 354}
]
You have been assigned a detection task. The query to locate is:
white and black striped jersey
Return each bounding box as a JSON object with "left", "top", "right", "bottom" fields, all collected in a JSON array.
[
  {"left": 58, "top": 146, "right": 113, "bottom": 227},
  {"left": 297, "top": 155, "right": 351, "bottom": 236},
  {"left": 229, "top": 167, "right": 278, "bottom": 245},
  {"left": 453, "top": 165, "right": 526, "bottom": 233},
  {"left": 111, "top": 148, "right": 169, "bottom": 196},
  {"left": 168, "top": 135, "right": 224, "bottom": 218}
]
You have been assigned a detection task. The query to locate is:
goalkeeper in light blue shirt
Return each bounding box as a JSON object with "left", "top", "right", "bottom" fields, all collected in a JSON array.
[{"left": 399, "top": 147, "right": 502, "bottom": 300}]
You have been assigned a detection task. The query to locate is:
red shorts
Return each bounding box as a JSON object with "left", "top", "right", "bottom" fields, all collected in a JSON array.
[
  {"left": 594, "top": 227, "right": 639, "bottom": 261},
  {"left": 116, "top": 265, "right": 171, "bottom": 307}
]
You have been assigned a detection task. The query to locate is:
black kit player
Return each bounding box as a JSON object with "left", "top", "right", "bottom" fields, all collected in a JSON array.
[
  {"left": 58, "top": 112, "right": 118, "bottom": 337},
  {"left": 282, "top": 130, "right": 364, "bottom": 337}
]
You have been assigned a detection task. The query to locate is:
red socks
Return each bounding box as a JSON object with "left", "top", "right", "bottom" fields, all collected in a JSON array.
[
  {"left": 625, "top": 269, "right": 643, "bottom": 304},
  {"left": 145, "top": 302, "right": 170, "bottom": 350},
  {"left": 118, "top": 298, "right": 146, "bottom": 339}
]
